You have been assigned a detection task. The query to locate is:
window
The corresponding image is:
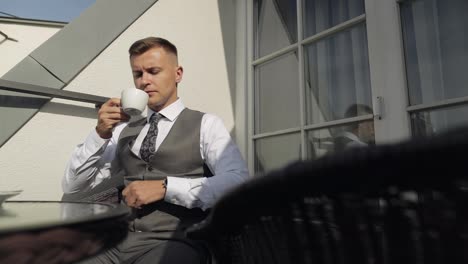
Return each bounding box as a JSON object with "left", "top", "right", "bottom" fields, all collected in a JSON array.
[
  {"left": 400, "top": 0, "right": 468, "bottom": 137},
  {"left": 251, "top": 0, "right": 372, "bottom": 174},
  {"left": 244, "top": 0, "right": 468, "bottom": 175},
  {"left": 0, "top": 0, "right": 95, "bottom": 23}
]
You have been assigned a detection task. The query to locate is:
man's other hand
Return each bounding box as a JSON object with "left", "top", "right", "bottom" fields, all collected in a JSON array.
[{"left": 122, "top": 180, "right": 166, "bottom": 208}]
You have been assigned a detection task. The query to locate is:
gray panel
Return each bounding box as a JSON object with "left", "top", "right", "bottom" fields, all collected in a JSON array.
[
  {"left": 2, "top": 56, "right": 64, "bottom": 88},
  {"left": 31, "top": 0, "right": 158, "bottom": 84},
  {"left": 0, "top": 56, "right": 64, "bottom": 146}
]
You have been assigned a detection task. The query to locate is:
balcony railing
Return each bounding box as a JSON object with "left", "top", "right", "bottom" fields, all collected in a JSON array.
[{"left": 0, "top": 79, "right": 108, "bottom": 108}]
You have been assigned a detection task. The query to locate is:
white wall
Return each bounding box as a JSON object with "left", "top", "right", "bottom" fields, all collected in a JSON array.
[
  {"left": 0, "top": 22, "right": 60, "bottom": 77},
  {"left": 0, "top": 0, "right": 239, "bottom": 200},
  {"left": 0, "top": 22, "right": 61, "bottom": 196}
]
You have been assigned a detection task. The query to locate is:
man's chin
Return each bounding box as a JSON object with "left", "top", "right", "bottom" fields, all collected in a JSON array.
[
  {"left": 148, "top": 97, "right": 162, "bottom": 105},
  {"left": 148, "top": 101, "right": 165, "bottom": 112}
]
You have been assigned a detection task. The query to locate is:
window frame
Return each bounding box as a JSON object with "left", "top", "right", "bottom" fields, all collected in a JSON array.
[{"left": 245, "top": 0, "right": 414, "bottom": 174}]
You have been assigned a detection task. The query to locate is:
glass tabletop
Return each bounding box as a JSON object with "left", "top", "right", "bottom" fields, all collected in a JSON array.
[{"left": 0, "top": 201, "right": 130, "bottom": 235}]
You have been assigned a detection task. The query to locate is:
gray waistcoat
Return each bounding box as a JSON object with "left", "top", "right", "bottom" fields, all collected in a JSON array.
[{"left": 115, "top": 108, "right": 211, "bottom": 236}]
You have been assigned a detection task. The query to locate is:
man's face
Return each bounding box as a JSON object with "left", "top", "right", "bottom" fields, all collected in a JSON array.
[
  {"left": 358, "top": 120, "right": 375, "bottom": 145},
  {"left": 130, "top": 47, "right": 183, "bottom": 112}
]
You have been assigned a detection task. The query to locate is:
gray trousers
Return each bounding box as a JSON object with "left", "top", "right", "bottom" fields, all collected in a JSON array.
[{"left": 79, "top": 231, "right": 206, "bottom": 264}]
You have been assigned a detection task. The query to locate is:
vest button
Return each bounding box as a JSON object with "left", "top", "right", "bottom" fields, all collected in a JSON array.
[{"left": 148, "top": 166, "right": 153, "bottom": 171}]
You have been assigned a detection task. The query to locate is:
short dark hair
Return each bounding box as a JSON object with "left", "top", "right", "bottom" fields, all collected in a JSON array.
[
  {"left": 344, "top": 104, "right": 373, "bottom": 131},
  {"left": 128, "top": 37, "right": 178, "bottom": 58},
  {"left": 344, "top": 103, "right": 373, "bottom": 118}
]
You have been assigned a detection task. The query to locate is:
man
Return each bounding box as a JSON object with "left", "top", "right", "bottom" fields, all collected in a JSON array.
[
  {"left": 63, "top": 37, "right": 249, "bottom": 263},
  {"left": 334, "top": 104, "right": 375, "bottom": 151}
]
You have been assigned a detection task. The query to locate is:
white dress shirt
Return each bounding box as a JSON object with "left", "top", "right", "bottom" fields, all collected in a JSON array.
[
  {"left": 339, "top": 131, "right": 368, "bottom": 148},
  {"left": 62, "top": 99, "right": 249, "bottom": 210}
]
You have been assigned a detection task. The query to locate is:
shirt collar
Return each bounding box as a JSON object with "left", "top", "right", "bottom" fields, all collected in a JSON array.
[
  {"left": 341, "top": 131, "right": 364, "bottom": 144},
  {"left": 146, "top": 98, "right": 185, "bottom": 123}
]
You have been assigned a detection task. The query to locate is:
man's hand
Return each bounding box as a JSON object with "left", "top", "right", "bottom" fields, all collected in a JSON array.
[
  {"left": 96, "top": 98, "right": 129, "bottom": 139},
  {"left": 122, "top": 180, "right": 167, "bottom": 208}
]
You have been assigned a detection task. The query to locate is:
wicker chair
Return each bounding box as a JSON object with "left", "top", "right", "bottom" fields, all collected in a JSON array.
[{"left": 187, "top": 127, "right": 468, "bottom": 264}]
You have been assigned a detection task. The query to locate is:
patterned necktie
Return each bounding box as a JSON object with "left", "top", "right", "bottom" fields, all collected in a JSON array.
[{"left": 140, "top": 113, "right": 163, "bottom": 162}]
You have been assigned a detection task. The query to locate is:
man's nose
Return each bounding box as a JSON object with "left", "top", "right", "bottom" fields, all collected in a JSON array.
[{"left": 141, "top": 72, "right": 151, "bottom": 84}]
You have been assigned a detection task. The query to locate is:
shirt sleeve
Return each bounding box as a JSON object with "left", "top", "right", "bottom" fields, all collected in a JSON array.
[
  {"left": 164, "top": 114, "right": 250, "bottom": 210},
  {"left": 62, "top": 123, "right": 126, "bottom": 193}
]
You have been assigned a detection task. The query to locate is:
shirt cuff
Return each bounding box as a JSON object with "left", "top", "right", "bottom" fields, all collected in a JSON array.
[
  {"left": 86, "top": 129, "right": 110, "bottom": 150},
  {"left": 164, "top": 177, "right": 192, "bottom": 208}
]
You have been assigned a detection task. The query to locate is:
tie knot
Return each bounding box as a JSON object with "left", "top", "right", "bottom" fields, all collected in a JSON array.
[{"left": 149, "top": 113, "right": 163, "bottom": 123}]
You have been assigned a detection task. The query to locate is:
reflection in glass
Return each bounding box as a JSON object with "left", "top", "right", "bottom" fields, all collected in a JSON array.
[
  {"left": 255, "top": 52, "right": 300, "bottom": 133},
  {"left": 0, "top": 202, "right": 114, "bottom": 230},
  {"left": 401, "top": 0, "right": 468, "bottom": 105},
  {"left": 254, "top": 0, "right": 297, "bottom": 58},
  {"left": 307, "top": 119, "right": 375, "bottom": 159},
  {"left": 304, "top": 23, "right": 371, "bottom": 125},
  {"left": 255, "top": 133, "right": 301, "bottom": 174},
  {"left": 303, "top": 0, "right": 365, "bottom": 38},
  {"left": 411, "top": 104, "right": 468, "bottom": 137},
  {"left": 61, "top": 203, "right": 110, "bottom": 219}
]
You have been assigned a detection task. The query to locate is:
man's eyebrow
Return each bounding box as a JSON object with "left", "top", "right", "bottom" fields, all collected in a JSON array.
[
  {"left": 132, "top": 66, "right": 162, "bottom": 73},
  {"left": 146, "top": 66, "right": 161, "bottom": 71}
]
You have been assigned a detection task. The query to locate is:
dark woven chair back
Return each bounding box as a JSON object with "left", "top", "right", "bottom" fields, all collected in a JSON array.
[{"left": 187, "top": 127, "right": 468, "bottom": 264}]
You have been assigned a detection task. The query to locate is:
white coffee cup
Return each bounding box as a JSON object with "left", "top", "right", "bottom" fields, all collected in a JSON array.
[{"left": 121, "top": 88, "right": 149, "bottom": 116}]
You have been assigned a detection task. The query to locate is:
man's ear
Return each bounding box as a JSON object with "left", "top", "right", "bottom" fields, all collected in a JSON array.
[{"left": 175, "top": 66, "right": 183, "bottom": 83}]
